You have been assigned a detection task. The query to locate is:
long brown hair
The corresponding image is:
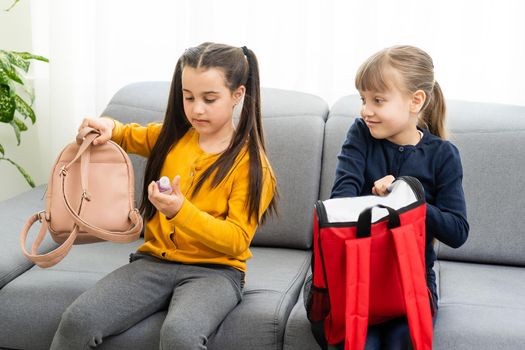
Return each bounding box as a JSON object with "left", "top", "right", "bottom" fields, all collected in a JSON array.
[
  {"left": 355, "top": 45, "right": 447, "bottom": 139},
  {"left": 140, "top": 42, "right": 277, "bottom": 224}
]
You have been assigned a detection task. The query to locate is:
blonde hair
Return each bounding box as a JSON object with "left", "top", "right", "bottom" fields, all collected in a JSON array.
[{"left": 355, "top": 45, "right": 447, "bottom": 139}]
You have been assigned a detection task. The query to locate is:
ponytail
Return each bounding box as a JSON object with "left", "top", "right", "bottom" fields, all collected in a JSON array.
[
  {"left": 236, "top": 47, "right": 278, "bottom": 224},
  {"left": 420, "top": 81, "right": 447, "bottom": 139}
]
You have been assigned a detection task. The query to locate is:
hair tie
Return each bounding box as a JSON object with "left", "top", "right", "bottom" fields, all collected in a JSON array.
[{"left": 241, "top": 46, "right": 251, "bottom": 81}]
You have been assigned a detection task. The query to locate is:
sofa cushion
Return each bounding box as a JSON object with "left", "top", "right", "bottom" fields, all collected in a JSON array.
[
  {"left": 0, "top": 241, "right": 309, "bottom": 350},
  {"left": 319, "top": 115, "right": 356, "bottom": 200},
  {"left": 208, "top": 247, "right": 310, "bottom": 349},
  {"left": 101, "top": 83, "right": 330, "bottom": 207},
  {"left": 0, "top": 185, "right": 57, "bottom": 289},
  {"left": 436, "top": 100, "right": 525, "bottom": 266},
  {"left": 320, "top": 94, "right": 361, "bottom": 200},
  {"left": 100, "top": 82, "right": 168, "bottom": 208},
  {"left": 283, "top": 260, "right": 525, "bottom": 350},
  {"left": 438, "top": 129, "right": 525, "bottom": 265},
  {"left": 324, "top": 95, "right": 525, "bottom": 266},
  {"left": 253, "top": 115, "right": 325, "bottom": 249},
  {"left": 103, "top": 248, "right": 311, "bottom": 350},
  {"left": 0, "top": 240, "right": 142, "bottom": 350},
  {"left": 254, "top": 88, "right": 327, "bottom": 250},
  {"left": 102, "top": 83, "right": 329, "bottom": 249},
  {"left": 103, "top": 83, "right": 329, "bottom": 126},
  {"left": 283, "top": 273, "right": 322, "bottom": 350},
  {"left": 433, "top": 260, "right": 525, "bottom": 349}
]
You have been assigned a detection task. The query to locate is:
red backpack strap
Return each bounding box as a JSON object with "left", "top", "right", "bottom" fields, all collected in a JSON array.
[
  {"left": 344, "top": 205, "right": 400, "bottom": 350},
  {"left": 391, "top": 222, "right": 433, "bottom": 350},
  {"left": 344, "top": 237, "right": 371, "bottom": 350}
]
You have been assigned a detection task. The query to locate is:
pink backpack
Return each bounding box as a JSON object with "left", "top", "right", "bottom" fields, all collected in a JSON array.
[{"left": 20, "top": 127, "right": 143, "bottom": 268}]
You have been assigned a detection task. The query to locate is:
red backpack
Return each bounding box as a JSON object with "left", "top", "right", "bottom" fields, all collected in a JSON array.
[{"left": 305, "top": 176, "right": 434, "bottom": 350}]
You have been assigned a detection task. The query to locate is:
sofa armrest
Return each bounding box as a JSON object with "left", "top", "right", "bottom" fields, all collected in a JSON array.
[{"left": 0, "top": 185, "right": 57, "bottom": 288}]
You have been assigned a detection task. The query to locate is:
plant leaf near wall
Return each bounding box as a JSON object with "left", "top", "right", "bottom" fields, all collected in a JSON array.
[{"left": 0, "top": 49, "right": 48, "bottom": 188}]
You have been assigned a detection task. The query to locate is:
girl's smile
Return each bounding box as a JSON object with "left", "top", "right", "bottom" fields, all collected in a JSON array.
[{"left": 364, "top": 119, "right": 381, "bottom": 127}]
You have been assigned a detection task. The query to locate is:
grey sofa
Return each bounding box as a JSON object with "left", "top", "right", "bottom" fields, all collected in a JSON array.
[{"left": 1, "top": 82, "right": 524, "bottom": 350}]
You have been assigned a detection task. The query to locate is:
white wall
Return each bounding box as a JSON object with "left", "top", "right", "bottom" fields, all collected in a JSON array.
[{"left": 1, "top": 0, "right": 524, "bottom": 200}]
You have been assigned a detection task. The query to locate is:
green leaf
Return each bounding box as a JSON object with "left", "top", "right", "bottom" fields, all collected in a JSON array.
[
  {"left": 0, "top": 67, "right": 9, "bottom": 85},
  {"left": 12, "top": 116, "right": 28, "bottom": 132},
  {"left": 2, "top": 50, "right": 30, "bottom": 72},
  {"left": 0, "top": 157, "right": 35, "bottom": 188},
  {"left": 12, "top": 52, "right": 49, "bottom": 63},
  {"left": 9, "top": 119, "right": 21, "bottom": 145},
  {"left": 0, "top": 143, "right": 4, "bottom": 156},
  {"left": 5, "top": 0, "right": 21, "bottom": 12},
  {"left": 14, "top": 94, "right": 36, "bottom": 123},
  {"left": 0, "top": 84, "right": 16, "bottom": 123},
  {"left": 0, "top": 55, "right": 23, "bottom": 85}
]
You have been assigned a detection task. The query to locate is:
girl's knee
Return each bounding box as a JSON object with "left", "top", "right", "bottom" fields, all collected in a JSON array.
[
  {"left": 58, "top": 304, "right": 87, "bottom": 334},
  {"left": 160, "top": 321, "right": 206, "bottom": 350},
  {"left": 52, "top": 304, "right": 103, "bottom": 349}
]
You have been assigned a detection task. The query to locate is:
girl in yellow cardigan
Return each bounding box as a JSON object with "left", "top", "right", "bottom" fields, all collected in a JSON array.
[{"left": 51, "top": 43, "right": 277, "bottom": 350}]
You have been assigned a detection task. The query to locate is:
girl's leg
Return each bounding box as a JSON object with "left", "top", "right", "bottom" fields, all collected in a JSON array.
[
  {"left": 382, "top": 311, "right": 438, "bottom": 350},
  {"left": 382, "top": 317, "right": 411, "bottom": 350},
  {"left": 160, "top": 264, "right": 243, "bottom": 350},
  {"left": 328, "top": 324, "right": 382, "bottom": 350},
  {"left": 51, "top": 256, "right": 177, "bottom": 350},
  {"left": 364, "top": 324, "right": 383, "bottom": 350}
]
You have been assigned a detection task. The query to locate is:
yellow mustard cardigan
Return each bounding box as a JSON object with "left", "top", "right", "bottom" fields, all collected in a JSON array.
[{"left": 111, "top": 120, "right": 276, "bottom": 272}]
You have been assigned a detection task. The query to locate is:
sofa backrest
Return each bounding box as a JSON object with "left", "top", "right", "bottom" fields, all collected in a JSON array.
[
  {"left": 319, "top": 95, "right": 362, "bottom": 200},
  {"left": 101, "top": 82, "right": 329, "bottom": 250},
  {"left": 250, "top": 89, "right": 328, "bottom": 249},
  {"left": 438, "top": 100, "right": 525, "bottom": 266},
  {"left": 101, "top": 82, "right": 169, "bottom": 207},
  {"left": 321, "top": 95, "right": 525, "bottom": 266}
]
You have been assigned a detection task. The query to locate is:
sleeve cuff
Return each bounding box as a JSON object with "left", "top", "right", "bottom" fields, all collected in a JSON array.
[
  {"left": 425, "top": 203, "right": 438, "bottom": 226},
  {"left": 168, "top": 199, "right": 197, "bottom": 228}
]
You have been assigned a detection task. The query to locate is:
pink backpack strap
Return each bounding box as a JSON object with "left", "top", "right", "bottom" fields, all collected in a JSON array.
[{"left": 20, "top": 212, "right": 79, "bottom": 268}]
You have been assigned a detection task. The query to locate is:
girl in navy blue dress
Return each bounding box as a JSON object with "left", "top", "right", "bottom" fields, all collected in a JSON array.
[{"left": 330, "top": 45, "right": 469, "bottom": 349}]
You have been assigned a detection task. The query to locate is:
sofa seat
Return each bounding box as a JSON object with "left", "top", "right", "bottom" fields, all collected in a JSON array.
[
  {"left": 0, "top": 239, "right": 143, "bottom": 350},
  {"left": 283, "top": 274, "right": 319, "bottom": 350},
  {"left": 0, "top": 235, "right": 310, "bottom": 350},
  {"left": 433, "top": 260, "right": 525, "bottom": 349},
  {"left": 0, "top": 185, "right": 53, "bottom": 289},
  {"left": 284, "top": 260, "right": 525, "bottom": 350}
]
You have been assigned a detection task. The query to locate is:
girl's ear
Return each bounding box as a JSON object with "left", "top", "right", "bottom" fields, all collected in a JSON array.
[
  {"left": 410, "top": 90, "right": 426, "bottom": 114},
  {"left": 233, "top": 85, "right": 246, "bottom": 105}
]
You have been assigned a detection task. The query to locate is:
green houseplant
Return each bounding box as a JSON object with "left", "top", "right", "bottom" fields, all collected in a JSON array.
[{"left": 1, "top": 1, "right": 48, "bottom": 187}]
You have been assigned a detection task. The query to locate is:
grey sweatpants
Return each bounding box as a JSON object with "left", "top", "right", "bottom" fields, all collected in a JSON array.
[{"left": 50, "top": 253, "right": 244, "bottom": 350}]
